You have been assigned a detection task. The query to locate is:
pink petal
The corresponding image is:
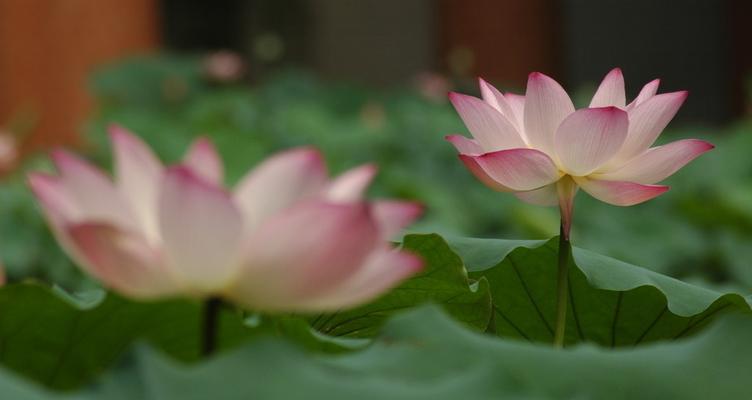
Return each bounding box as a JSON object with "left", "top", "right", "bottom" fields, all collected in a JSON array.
[
  {"left": 234, "top": 147, "right": 328, "bottom": 231},
  {"left": 296, "top": 248, "right": 423, "bottom": 311},
  {"left": 158, "top": 167, "right": 244, "bottom": 291},
  {"left": 67, "top": 223, "right": 180, "bottom": 298},
  {"left": 504, "top": 93, "right": 526, "bottom": 129},
  {"left": 573, "top": 177, "right": 669, "bottom": 206},
  {"left": 514, "top": 183, "right": 559, "bottom": 206},
  {"left": 326, "top": 164, "right": 377, "bottom": 202},
  {"left": 371, "top": 201, "right": 423, "bottom": 240},
  {"left": 593, "top": 139, "right": 714, "bottom": 184},
  {"left": 110, "top": 125, "right": 164, "bottom": 241},
  {"left": 523, "top": 72, "right": 575, "bottom": 156},
  {"left": 615, "top": 91, "right": 688, "bottom": 162},
  {"left": 473, "top": 148, "right": 561, "bottom": 191},
  {"left": 626, "top": 79, "right": 660, "bottom": 111},
  {"left": 28, "top": 173, "right": 80, "bottom": 223},
  {"left": 448, "top": 92, "right": 526, "bottom": 151},
  {"left": 478, "top": 78, "right": 521, "bottom": 131},
  {"left": 183, "top": 136, "right": 224, "bottom": 185},
  {"left": 589, "top": 68, "right": 626, "bottom": 108},
  {"left": 225, "top": 201, "right": 379, "bottom": 311},
  {"left": 554, "top": 107, "right": 628, "bottom": 176},
  {"left": 457, "top": 154, "right": 512, "bottom": 192},
  {"left": 28, "top": 173, "right": 85, "bottom": 263},
  {"left": 445, "top": 134, "right": 483, "bottom": 155},
  {"left": 51, "top": 149, "right": 137, "bottom": 231}
]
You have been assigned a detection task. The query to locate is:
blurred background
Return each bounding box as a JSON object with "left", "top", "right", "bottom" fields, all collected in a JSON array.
[{"left": 1, "top": 0, "right": 752, "bottom": 292}]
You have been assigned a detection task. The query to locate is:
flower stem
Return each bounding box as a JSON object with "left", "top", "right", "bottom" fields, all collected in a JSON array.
[
  {"left": 553, "top": 220, "right": 571, "bottom": 348},
  {"left": 201, "top": 297, "right": 222, "bottom": 357},
  {"left": 553, "top": 176, "right": 576, "bottom": 349}
]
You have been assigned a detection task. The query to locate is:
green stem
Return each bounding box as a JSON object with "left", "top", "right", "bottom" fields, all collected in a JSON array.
[
  {"left": 553, "top": 221, "right": 571, "bottom": 348},
  {"left": 201, "top": 297, "right": 222, "bottom": 357}
]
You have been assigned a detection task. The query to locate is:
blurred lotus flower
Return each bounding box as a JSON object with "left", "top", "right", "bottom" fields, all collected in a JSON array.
[
  {"left": 203, "top": 50, "right": 246, "bottom": 83},
  {"left": 446, "top": 68, "right": 713, "bottom": 236},
  {"left": 414, "top": 72, "right": 452, "bottom": 103},
  {"left": 28, "top": 126, "right": 422, "bottom": 311},
  {"left": 0, "top": 130, "right": 18, "bottom": 174}
]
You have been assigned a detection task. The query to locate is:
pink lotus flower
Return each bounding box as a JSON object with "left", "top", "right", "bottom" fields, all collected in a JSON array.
[
  {"left": 28, "top": 126, "right": 422, "bottom": 311},
  {"left": 447, "top": 68, "right": 713, "bottom": 235}
]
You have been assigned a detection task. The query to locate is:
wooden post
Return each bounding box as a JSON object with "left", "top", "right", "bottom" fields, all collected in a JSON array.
[
  {"left": 440, "top": 0, "right": 560, "bottom": 90},
  {"left": 0, "top": 0, "right": 158, "bottom": 153}
]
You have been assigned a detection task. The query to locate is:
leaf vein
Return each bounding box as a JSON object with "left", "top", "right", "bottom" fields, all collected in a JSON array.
[{"left": 508, "top": 257, "right": 554, "bottom": 336}]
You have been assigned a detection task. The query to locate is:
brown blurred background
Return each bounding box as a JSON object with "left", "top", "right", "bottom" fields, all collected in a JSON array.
[{"left": 1, "top": 0, "right": 750, "bottom": 153}]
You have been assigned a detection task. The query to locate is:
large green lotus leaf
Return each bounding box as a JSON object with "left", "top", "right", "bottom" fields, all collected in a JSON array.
[
  {"left": 4, "top": 305, "right": 752, "bottom": 399},
  {"left": 310, "top": 234, "right": 492, "bottom": 337},
  {"left": 444, "top": 234, "right": 752, "bottom": 345},
  {"left": 0, "top": 284, "right": 358, "bottom": 391}
]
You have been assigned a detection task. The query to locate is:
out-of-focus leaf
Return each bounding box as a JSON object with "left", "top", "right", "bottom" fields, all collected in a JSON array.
[
  {"left": 5, "top": 306, "right": 752, "bottom": 399},
  {"left": 0, "top": 284, "right": 355, "bottom": 391}
]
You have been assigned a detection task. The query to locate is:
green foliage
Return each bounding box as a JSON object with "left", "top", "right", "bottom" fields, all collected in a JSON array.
[
  {"left": 1, "top": 54, "right": 752, "bottom": 398},
  {"left": 448, "top": 235, "right": 751, "bottom": 345},
  {"left": 1, "top": 307, "right": 752, "bottom": 399},
  {"left": 0, "top": 284, "right": 250, "bottom": 390},
  {"left": 0, "top": 233, "right": 749, "bottom": 397}
]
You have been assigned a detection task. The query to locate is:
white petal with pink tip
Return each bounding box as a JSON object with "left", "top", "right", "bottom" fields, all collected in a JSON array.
[
  {"left": 523, "top": 72, "right": 575, "bottom": 157},
  {"left": 515, "top": 184, "right": 559, "bottom": 206},
  {"left": 234, "top": 147, "right": 328, "bottom": 231},
  {"left": 371, "top": 201, "right": 423, "bottom": 240},
  {"left": 300, "top": 249, "right": 422, "bottom": 311},
  {"left": 67, "top": 223, "right": 180, "bottom": 297},
  {"left": 626, "top": 79, "right": 660, "bottom": 111},
  {"left": 594, "top": 139, "right": 714, "bottom": 184},
  {"left": 574, "top": 177, "right": 669, "bottom": 206},
  {"left": 326, "top": 164, "right": 377, "bottom": 202},
  {"left": 227, "top": 202, "right": 379, "bottom": 311},
  {"left": 589, "top": 68, "right": 626, "bottom": 108},
  {"left": 474, "top": 148, "right": 561, "bottom": 191},
  {"left": 449, "top": 92, "right": 526, "bottom": 151},
  {"left": 183, "top": 137, "right": 224, "bottom": 185},
  {"left": 110, "top": 125, "right": 164, "bottom": 241},
  {"left": 446, "top": 135, "right": 483, "bottom": 155},
  {"left": 554, "top": 107, "right": 628, "bottom": 176},
  {"left": 613, "top": 91, "right": 688, "bottom": 163},
  {"left": 159, "top": 167, "right": 244, "bottom": 291},
  {"left": 52, "top": 150, "right": 137, "bottom": 231},
  {"left": 479, "top": 78, "right": 521, "bottom": 132}
]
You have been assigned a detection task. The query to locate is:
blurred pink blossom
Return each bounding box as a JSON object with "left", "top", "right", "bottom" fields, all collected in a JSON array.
[
  {"left": 414, "top": 72, "right": 452, "bottom": 103},
  {"left": 203, "top": 51, "right": 246, "bottom": 83},
  {"left": 29, "top": 126, "right": 422, "bottom": 311}
]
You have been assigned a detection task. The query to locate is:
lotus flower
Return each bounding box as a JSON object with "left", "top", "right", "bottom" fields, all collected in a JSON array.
[
  {"left": 446, "top": 68, "right": 713, "bottom": 235},
  {"left": 28, "top": 126, "right": 422, "bottom": 311}
]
